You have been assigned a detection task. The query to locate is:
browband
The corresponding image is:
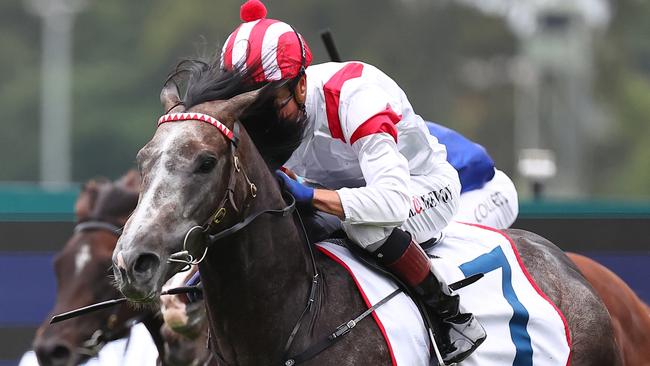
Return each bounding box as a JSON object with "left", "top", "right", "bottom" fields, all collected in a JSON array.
[{"left": 157, "top": 113, "right": 235, "bottom": 143}]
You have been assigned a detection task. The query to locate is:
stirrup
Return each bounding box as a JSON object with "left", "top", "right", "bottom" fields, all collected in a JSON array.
[{"left": 441, "top": 314, "right": 486, "bottom": 364}]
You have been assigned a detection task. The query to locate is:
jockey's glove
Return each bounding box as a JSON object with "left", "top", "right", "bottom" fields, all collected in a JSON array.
[
  {"left": 185, "top": 271, "right": 203, "bottom": 303},
  {"left": 275, "top": 170, "right": 314, "bottom": 205}
]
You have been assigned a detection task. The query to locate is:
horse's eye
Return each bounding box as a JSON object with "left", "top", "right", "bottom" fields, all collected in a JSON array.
[{"left": 196, "top": 156, "right": 217, "bottom": 174}]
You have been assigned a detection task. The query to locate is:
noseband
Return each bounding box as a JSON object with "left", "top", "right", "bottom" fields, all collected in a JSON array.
[{"left": 156, "top": 112, "right": 295, "bottom": 270}]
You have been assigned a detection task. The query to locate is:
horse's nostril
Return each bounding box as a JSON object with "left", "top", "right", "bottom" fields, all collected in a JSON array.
[
  {"left": 118, "top": 265, "right": 127, "bottom": 280},
  {"left": 50, "top": 344, "right": 71, "bottom": 361},
  {"left": 133, "top": 253, "right": 160, "bottom": 275},
  {"left": 35, "top": 341, "right": 72, "bottom": 366}
]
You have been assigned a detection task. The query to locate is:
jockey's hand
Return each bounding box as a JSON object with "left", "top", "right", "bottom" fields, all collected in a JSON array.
[
  {"left": 185, "top": 271, "right": 203, "bottom": 303},
  {"left": 275, "top": 170, "right": 314, "bottom": 205},
  {"left": 279, "top": 166, "right": 299, "bottom": 180}
]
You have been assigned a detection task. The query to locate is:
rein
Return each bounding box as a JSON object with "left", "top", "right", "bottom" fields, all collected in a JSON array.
[
  {"left": 51, "top": 111, "right": 401, "bottom": 365},
  {"left": 76, "top": 313, "right": 145, "bottom": 358},
  {"left": 157, "top": 112, "right": 324, "bottom": 364},
  {"left": 156, "top": 112, "right": 400, "bottom": 365},
  {"left": 159, "top": 114, "right": 284, "bottom": 269}
]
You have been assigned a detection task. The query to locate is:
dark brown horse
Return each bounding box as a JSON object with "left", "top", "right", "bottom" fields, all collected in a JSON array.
[
  {"left": 568, "top": 253, "right": 650, "bottom": 366},
  {"left": 112, "top": 64, "right": 621, "bottom": 365},
  {"left": 33, "top": 172, "right": 166, "bottom": 366}
]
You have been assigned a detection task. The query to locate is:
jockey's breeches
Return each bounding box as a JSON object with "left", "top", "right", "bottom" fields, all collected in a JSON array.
[{"left": 342, "top": 163, "right": 460, "bottom": 250}]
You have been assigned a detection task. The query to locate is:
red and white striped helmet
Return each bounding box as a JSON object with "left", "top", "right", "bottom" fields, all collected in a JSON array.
[{"left": 220, "top": 0, "right": 313, "bottom": 83}]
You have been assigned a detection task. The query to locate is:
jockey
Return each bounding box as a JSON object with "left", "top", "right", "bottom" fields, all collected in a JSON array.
[
  {"left": 222, "top": 0, "right": 486, "bottom": 362},
  {"left": 425, "top": 122, "right": 519, "bottom": 229}
]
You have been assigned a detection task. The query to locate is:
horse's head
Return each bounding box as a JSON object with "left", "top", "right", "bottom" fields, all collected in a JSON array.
[
  {"left": 33, "top": 172, "right": 141, "bottom": 366},
  {"left": 112, "top": 73, "right": 266, "bottom": 302}
]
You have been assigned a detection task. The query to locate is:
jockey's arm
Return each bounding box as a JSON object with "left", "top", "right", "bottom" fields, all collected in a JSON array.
[
  {"left": 313, "top": 189, "right": 345, "bottom": 219},
  {"left": 333, "top": 84, "right": 412, "bottom": 225},
  {"left": 298, "top": 135, "right": 412, "bottom": 230},
  {"left": 335, "top": 133, "right": 411, "bottom": 227},
  {"left": 297, "top": 83, "right": 414, "bottom": 248}
]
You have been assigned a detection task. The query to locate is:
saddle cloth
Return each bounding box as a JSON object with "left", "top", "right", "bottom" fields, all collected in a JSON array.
[{"left": 316, "top": 221, "right": 571, "bottom": 366}]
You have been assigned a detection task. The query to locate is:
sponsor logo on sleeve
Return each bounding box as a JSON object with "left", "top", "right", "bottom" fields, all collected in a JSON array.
[{"left": 409, "top": 185, "right": 454, "bottom": 218}]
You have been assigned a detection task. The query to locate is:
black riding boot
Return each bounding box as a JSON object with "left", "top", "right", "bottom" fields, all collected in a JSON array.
[{"left": 374, "top": 228, "right": 487, "bottom": 364}]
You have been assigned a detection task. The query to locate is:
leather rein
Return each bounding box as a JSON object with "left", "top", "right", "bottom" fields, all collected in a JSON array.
[
  {"left": 157, "top": 112, "right": 394, "bottom": 366},
  {"left": 157, "top": 113, "right": 297, "bottom": 268},
  {"left": 157, "top": 113, "right": 327, "bottom": 364},
  {"left": 55, "top": 112, "right": 394, "bottom": 365}
]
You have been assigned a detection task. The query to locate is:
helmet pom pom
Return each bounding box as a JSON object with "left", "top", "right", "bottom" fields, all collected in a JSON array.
[{"left": 240, "top": 0, "right": 267, "bottom": 22}]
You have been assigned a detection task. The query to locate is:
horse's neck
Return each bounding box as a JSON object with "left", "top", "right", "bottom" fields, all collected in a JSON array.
[
  {"left": 196, "top": 146, "right": 392, "bottom": 364},
  {"left": 199, "top": 149, "right": 312, "bottom": 362}
]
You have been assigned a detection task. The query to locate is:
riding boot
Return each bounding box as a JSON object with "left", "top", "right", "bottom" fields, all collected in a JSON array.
[{"left": 374, "top": 228, "right": 487, "bottom": 364}]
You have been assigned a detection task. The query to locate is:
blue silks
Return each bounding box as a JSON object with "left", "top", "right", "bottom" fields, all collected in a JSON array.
[{"left": 425, "top": 121, "right": 495, "bottom": 193}]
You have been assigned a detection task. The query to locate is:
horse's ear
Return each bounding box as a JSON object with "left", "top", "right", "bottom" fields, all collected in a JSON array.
[
  {"left": 75, "top": 180, "right": 102, "bottom": 220},
  {"left": 220, "top": 87, "right": 263, "bottom": 122},
  {"left": 160, "top": 80, "right": 184, "bottom": 114},
  {"left": 116, "top": 169, "right": 141, "bottom": 193}
]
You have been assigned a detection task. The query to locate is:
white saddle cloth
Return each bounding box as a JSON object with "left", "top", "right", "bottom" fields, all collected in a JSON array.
[{"left": 316, "top": 221, "right": 571, "bottom": 366}]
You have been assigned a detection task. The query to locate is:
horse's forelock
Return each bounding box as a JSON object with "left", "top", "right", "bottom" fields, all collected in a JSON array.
[{"left": 167, "top": 54, "right": 305, "bottom": 170}]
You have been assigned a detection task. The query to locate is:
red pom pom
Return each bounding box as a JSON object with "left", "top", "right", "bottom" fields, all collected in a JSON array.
[{"left": 240, "top": 0, "right": 267, "bottom": 22}]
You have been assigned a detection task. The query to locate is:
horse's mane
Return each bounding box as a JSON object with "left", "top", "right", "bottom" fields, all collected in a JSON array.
[{"left": 167, "top": 57, "right": 306, "bottom": 170}]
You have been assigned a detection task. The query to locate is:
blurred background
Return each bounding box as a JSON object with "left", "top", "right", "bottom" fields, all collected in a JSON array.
[{"left": 0, "top": 0, "right": 648, "bottom": 364}]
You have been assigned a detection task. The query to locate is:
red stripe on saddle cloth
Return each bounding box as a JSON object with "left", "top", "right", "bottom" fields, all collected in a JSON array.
[
  {"left": 317, "top": 245, "right": 398, "bottom": 366},
  {"left": 459, "top": 222, "right": 572, "bottom": 366}
]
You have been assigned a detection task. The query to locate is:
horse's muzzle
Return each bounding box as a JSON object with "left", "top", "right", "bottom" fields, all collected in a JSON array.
[
  {"left": 34, "top": 337, "right": 75, "bottom": 366},
  {"left": 113, "top": 249, "right": 162, "bottom": 301}
]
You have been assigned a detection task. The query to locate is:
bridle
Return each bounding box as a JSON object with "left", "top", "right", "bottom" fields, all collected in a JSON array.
[
  {"left": 156, "top": 112, "right": 292, "bottom": 270},
  {"left": 151, "top": 111, "right": 405, "bottom": 365},
  {"left": 74, "top": 220, "right": 123, "bottom": 236},
  {"left": 153, "top": 112, "right": 327, "bottom": 365},
  {"left": 76, "top": 314, "right": 142, "bottom": 359}
]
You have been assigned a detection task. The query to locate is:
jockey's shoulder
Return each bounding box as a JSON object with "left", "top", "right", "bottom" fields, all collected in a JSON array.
[{"left": 306, "top": 61, "right": 392, "bottom": 83}]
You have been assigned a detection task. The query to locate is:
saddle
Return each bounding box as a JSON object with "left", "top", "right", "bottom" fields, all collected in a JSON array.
[{"left": 317, "top": 235, "right": 482, "bottom": 366}]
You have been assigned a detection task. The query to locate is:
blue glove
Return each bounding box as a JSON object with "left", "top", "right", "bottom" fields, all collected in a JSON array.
[
  {"left": 275, "top": 170, "right": 314, "bottom": 205},
  {"left": 185, "top": 271, "right": 203, "bottom": 303}
]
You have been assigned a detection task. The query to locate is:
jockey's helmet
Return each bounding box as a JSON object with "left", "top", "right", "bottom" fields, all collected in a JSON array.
[{"left": 220, "top": 0, "right": 313, "bottom": 84}]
